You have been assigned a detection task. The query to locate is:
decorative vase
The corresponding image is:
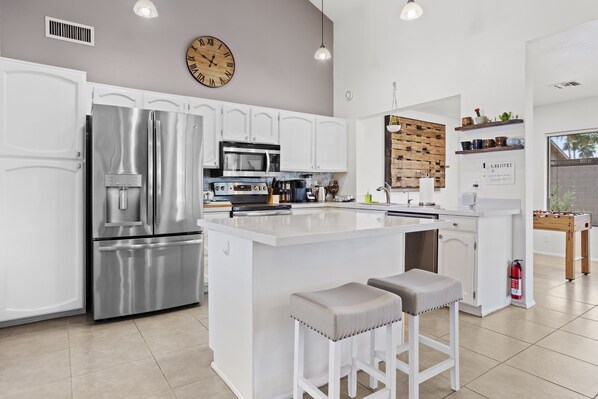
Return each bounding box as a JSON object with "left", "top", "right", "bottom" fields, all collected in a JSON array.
[{"left": 474, "top": 116, "right": 487, "bottom": 125}]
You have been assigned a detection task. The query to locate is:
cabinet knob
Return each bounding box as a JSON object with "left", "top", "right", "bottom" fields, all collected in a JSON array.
[
  {"left": 252, "top": 137, "right": 256, "bottom": 141},
  {"left": 439, "top": 234, "right": 443, "bottom": 239},
  {"left": 452, "top": 223, "right": 458, "bottom": 227},
  {"left": 76, "top": 151, "right": 81, "bottom": 158},
  {"left": 245, "top": 136, "right": 249, "bottom": 140}
]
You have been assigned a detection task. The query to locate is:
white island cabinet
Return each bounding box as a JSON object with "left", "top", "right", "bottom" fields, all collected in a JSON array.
[{"left": 199, "top": 209, "right": 451, "bottom": 399}]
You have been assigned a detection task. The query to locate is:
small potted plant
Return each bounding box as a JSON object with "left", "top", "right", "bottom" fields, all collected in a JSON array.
[{"left": 474, "top": 108, "right": 487, "bottom": 125}]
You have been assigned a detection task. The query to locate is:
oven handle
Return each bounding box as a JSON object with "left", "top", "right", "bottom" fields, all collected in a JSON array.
[{"left": 233, "top": 210, "right": 292, "bottom": 217}]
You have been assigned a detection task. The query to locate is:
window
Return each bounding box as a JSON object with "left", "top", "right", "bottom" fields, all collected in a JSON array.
[{"left": 548, "top": 132, "right": 598, "bottom": 224}]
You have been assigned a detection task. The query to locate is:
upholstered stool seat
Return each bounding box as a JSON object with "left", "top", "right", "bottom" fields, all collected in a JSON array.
[
  {"left": 368, "top": 269, "right": 462, "bottom": 315},
  {"left": 368, "top": 270, "right": 462, "bottom": 399},
  {"left": 290, "top": 282, "right": 403, "bottom": 399}
]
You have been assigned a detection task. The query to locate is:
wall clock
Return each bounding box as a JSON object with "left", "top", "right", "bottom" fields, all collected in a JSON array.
[{"left": 186, "top": 36, "right": 235, "bottom": 88}]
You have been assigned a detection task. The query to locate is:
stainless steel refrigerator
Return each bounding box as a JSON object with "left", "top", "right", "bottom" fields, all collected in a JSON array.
[{"left": 89, "top": 105, "right": 204, "bottom": 320}]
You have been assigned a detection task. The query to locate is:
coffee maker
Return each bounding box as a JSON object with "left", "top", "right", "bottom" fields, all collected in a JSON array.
[{"left": 275, "top": 179, "right": 307, "bottom": 203}]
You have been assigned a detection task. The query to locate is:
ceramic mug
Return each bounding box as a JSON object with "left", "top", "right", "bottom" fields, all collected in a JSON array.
[
  {"left": 483, "top": 139, "right": 496, "bottom": 148},
  {"left": 472, "top": 139, "right": 483, "bottom": 149},
  {"left": 461, "top": 117, "right": 474, "bottom": 127},
  {"left": 495, "top": 136, "right": 507, "bottom": 147},
  {"left": 461, "top": 141, "right": 472, "bottom": 150}
]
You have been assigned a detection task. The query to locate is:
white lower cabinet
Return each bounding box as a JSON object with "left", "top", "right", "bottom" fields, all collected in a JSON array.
[
  {"left": 438, "top": 229, "right": 476, "bottom": 306},
  {"left": 0, "top": 158, "right": 84, "bottom": 323},
  {"left": 202, "top": 211, "right": 231, "bottom": 288}
]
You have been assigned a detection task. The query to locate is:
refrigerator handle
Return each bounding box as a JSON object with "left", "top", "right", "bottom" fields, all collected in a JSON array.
[
  {"left": 147, "top": 115, "right": 154, "bottom": 229},
  {"left": 155, "top": 120, "right": 162, "bottom": 226},
  {"left": 98, "top": 239, "right": 203, "bottom": 252}
]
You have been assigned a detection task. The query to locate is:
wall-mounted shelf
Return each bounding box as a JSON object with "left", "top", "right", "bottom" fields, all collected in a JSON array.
[
  {"left": 455, "top": 119, "right": 524, "bottom": 132},
  {"left": 455, "top": 145, "right": 524, "bottom": 155}
]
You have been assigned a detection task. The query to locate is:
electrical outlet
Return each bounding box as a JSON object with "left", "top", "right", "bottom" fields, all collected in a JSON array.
[{"left": 471, "top": 180, "right": 480, "bottom": 191}]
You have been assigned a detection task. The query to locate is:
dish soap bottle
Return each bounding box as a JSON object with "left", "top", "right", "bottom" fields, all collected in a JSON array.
[{"left": 365, "top": 189, "right": 372, "bottom": 203}]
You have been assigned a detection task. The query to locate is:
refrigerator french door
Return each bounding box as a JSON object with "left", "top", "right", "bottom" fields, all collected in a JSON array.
[{"left": 90, "top": 105, "right": 204, "bottom": 320}]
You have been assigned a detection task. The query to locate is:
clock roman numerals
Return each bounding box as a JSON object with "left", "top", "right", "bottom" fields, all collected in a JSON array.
[{"left": 187, "top": 36, "right": 235, "bottom": 88}]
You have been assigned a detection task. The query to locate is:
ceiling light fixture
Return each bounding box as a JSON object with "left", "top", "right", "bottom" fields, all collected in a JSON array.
[
  {"left": 314, "top": 0, "right": 331, "bottom": 61},
  {"left": 134, "top": 0, "right": 158, "bottom": 18},
  {"left": 387, "top": 82, "right": 401, "bottom": 133},
  {"left": 400, "top": 0, "right": 423, "bottom": 21}
]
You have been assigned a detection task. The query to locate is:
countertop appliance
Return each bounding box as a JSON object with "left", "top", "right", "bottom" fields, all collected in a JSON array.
[
  {"left": 274, "top": 179, "right": 307, "bottom": 203},
  {"left": 212, "top": 181, "right": 291, "bottom": 217},
  {"left": 386, "top": 211, "right": 438, "bottom": 273},
  {"left": 217, "top": 141, "right": 281, "bottom": 177},
  {"left": 89, "top": 105, "right": 204, "bottom": 320}
]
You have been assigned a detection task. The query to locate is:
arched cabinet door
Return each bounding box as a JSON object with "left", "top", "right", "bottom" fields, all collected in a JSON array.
[
  {"left": 438, "top": 230, "right": 476, "bottom": 306},
  {"left": 279, "top": 111, "right": 316, "bottom": 172},
  {"left": 190, "top": 98, "right": 223, "bottom": 168},
  {"left": 0, "top": 158, "right": 83, "bottom": 322},
  {"left": 0, "top": 58, "right": 85, "bottom": 160}
]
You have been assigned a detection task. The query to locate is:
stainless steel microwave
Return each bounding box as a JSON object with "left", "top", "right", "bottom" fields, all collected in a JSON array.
[{"left": 218, "top": 141, "right": 281, "bottom": 177}]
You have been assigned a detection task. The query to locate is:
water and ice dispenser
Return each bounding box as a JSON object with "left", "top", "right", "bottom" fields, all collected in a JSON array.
[{"left": 105, "top": 174, "right": 142, "bottom": 226}]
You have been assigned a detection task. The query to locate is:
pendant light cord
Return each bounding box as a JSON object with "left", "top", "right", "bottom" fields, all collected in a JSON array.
[
  {"left": 321, "top": 0, "right": 325, "bottom": 46},
  {"left": 391, "top": 82, "right": 398, "bottom": 111}
]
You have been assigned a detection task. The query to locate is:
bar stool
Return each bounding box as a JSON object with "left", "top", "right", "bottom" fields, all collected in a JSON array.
[
  {"left": 368, "top": 269, "right": 462, "bottom": 399},
  {"left": 290, "top": 282, "right": 403, "bottom": 399}
]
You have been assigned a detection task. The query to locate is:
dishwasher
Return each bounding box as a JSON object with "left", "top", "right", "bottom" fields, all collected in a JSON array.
[{"left": 386, "top": 211, "right": 438, "bottom": 273}]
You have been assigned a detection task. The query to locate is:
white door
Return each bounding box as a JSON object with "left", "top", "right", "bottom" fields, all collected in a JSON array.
[
  {"left": 279, "top": 111, "right": 315, "bottom": 172},
  {"left": 0, "top": 158, "right": 84, "bottom": 322},
  {"left": 90, "top": 83, "right": 143, "bottom": 108},
  {"left": 143, "top": 92, "right": 188, "bottom": 113},
  {"left": 250, "top": 107, "right": 279, "bottom": 144},
  {"left": 222, "top": 103, "right": 250, "bottom": 142},
  {"left": 438, "top": 230, "right": 476, "bottom": 306},
  {"left": 0, "top": 58, "right": 85, "bottom": 160},
  {"left": 190, "top": 98, "right": 222, "bottom": 168},
  {"left": 315, "top": 117, "right": 347, "bottom": 172}
]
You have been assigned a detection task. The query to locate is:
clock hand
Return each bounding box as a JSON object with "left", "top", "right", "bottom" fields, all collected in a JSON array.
[
  {"left": 198, "top": 52, "right": 212, "bottom": 63},
  {"left": 208, "top": 55, "right": 218, "bottom": 67}
]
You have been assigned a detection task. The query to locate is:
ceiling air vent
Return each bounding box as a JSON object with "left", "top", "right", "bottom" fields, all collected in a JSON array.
[
  {"left": 551, "top": 81, "right": 582, "bottom": 90},
  {"left": 45, "top": 17, "right": 94, "bottom": 46}
]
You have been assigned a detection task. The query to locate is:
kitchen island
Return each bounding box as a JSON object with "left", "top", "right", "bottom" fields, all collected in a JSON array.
[{"left": 198, "top": 208, "right": 452, "bottom": 399}]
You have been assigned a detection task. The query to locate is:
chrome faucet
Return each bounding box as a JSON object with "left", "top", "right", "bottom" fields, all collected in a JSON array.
[{"left": 376, "top": 182, "right": 392, "bottom": 204}]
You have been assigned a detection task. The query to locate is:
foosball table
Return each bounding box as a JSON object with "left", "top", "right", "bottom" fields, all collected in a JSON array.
[{"left": 533, "top": 211, "right": 592, "bottom": 280}]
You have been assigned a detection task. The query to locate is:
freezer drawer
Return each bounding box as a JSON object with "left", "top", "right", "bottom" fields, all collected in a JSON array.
[{"left": 92, "top": 234, "right": 204, "bottom": 320}]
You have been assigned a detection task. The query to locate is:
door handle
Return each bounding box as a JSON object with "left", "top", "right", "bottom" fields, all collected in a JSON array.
[
  {"left": 155, "top": 119, "right": 162, "bottom": 225},
  {"left": 99, "top": 239, "right": 202, "bottom": 252},
  {"left": 265, "top": 150, "right": 271, "bottom": 174},
  {"left": 147, "top": 116, "right": 154, "bottom": 228}
]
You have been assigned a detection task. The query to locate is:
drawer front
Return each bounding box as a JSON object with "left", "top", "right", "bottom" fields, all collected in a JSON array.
[{"left": 439, "top": 215, "right": 477, "bottom": 233}]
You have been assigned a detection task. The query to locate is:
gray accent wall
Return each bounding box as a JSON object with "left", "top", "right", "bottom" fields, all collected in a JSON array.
[{"left": 0, "top": 0, "right": 333, "bottom": 115}]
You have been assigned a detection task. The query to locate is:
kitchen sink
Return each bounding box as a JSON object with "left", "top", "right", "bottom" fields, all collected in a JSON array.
[{"left": 357, "top": 202, "right": 401, "bottom": 206}]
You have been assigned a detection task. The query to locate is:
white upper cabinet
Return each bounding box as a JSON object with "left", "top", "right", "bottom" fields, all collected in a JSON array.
[
  {"left": 0, "top": 58, "right": 85, "bottom": 160},
  {"left": 143, "top": 92, "right": 188, "bottom": 113},
  {"left": 189, "top": 98, "right": 223, "bottom": 168},
  {"left": 90, "top": 83, "right": 143, "bottom": 109},
  {"left": 0, "top": 158, "right": 84, "bottom": 322},
  {"left": 222, "top": 103, "right": 251, "bottom": 142},
  {"left": 279, "top": 111, "right": 316, "bottom": 172},
  {"left": 250, "top": 107, "right": 279, "bottom": 144},
  {"left": 315, "top": 117, "right": 347, "bottom": 172}
]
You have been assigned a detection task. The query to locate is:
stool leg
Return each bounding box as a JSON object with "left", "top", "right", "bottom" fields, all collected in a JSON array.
[
  {"left": 328, "top": 340, "right": 341, "bottom": 399},
  {"left": 449, "top": 302, "right": 460, "bottom": 391},
  {"left": 349, "top": 337, "right": 357, "bottom": 398},
  {"left": 386, "top": 323, "right": 397, "bottom": 399},
  {"left": 369, "top": 330, "right": 379, "bottom": 389},
  {"left": 408, "top": 314, "right": 419, "bottom": 399},
  {"left": 293, "top": 320, "right": 304, "bottom": 399}
]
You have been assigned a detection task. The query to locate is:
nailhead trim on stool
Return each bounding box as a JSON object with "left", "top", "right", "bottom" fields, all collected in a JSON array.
[
  {"left": 368, "top": 269, "right": 462, "bottom": 399},
  {"left": 290, "top": 282, "right": 403, "bottom": 399}
]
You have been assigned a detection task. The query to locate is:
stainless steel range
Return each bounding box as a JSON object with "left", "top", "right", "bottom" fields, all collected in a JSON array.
[{"left": 212, "top": 181, "right": 291, "bottom": 217}]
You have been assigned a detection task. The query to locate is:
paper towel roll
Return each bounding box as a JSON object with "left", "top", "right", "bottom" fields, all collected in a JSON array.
[{"left": 419, "top": 178, "right": 434, "bottom": 204}]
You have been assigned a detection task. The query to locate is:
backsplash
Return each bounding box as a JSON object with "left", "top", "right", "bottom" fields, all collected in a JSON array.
[{"left": 203, "top": 170, "right": 334, "bottom": 191}]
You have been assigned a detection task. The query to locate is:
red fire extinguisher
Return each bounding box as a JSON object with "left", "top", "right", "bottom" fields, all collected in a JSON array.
[{"left": 510, "top": 259, "right": 523, "bottom": 300}]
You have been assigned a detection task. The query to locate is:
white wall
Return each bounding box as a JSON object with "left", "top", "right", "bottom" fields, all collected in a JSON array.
[
  {"left": 332, "top": 1, "right": 598, "bottom": 307},
  {"left": 533, "top": 96, "right": 598, "bottom": 260}
]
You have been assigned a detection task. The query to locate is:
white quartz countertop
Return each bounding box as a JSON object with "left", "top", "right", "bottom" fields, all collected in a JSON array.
[
  {"left": 290, "top": 199, "right": 521, "bottom": 217},
  {"left": 198, "top": 208, "right": 453, "bottom": 247}
]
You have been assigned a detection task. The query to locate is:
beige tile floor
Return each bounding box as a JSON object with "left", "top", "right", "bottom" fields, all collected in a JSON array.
[{"left": 1, "top": 254, "right": 598, "bottom": 399}]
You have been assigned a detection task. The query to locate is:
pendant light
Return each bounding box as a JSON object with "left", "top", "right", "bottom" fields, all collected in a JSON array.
[
  {"left": 387, "top": 82, "right": 401, "bottom": 133},
  {"left": 314, "top": 0, "right": 331, "bottom": 61},
  {"left": 400, "top": 0, "right": 423, "bottom": 21},
  {"left": 134, "top": 0, "right": 159, "bottom": 18}
]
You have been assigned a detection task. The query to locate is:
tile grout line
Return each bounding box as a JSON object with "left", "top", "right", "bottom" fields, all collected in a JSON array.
[
  {"left": 67, "top": 323, "right": 74, "bottom": 399},
  {"left": 134, "top": 318, "right": 176, "bottom": 393}
]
